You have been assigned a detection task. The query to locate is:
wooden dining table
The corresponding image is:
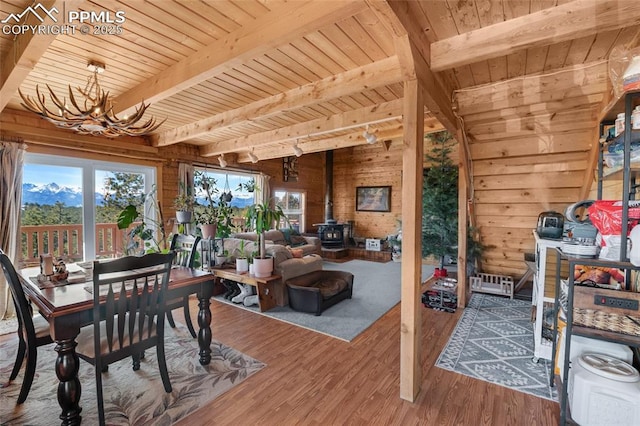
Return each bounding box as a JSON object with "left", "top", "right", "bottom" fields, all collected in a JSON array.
[{"left": 18, "top": 264, "right": 216, "bottom": 426}]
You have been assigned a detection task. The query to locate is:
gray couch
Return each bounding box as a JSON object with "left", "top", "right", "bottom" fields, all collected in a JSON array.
[
  {"left": 231, "top": 229, "right": 321, "bottom": 256},
  {"left": 220, "top": 236, "right": 323, "bottom": 305}
]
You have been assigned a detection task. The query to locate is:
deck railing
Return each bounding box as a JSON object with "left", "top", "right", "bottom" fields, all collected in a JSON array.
[
  {"left": 19, "top": 218, "right": 247, "bottom": 266},
  {"left": 20, "top": 223, "right": 126, "bottom": 266}
]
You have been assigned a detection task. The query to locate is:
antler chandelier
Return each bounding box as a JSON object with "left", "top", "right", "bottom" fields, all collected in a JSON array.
[{"left": 18, "top": 61, "right": 164, "bottom": 137}]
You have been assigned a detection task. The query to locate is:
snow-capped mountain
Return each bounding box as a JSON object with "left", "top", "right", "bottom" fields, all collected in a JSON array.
[{"left": 22, "top": 183, "right": 104, "bottom": 206}]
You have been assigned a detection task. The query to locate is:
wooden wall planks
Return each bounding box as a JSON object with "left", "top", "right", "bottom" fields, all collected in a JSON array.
[{"left": 458, "top": 62, "right": 607, "bottom": 277}]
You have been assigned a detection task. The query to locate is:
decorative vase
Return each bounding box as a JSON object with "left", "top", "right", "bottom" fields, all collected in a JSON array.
[
  {"left": 215, "top": 255, "right": 226, "bottom": 266},
  {"left": 200, "top": 223, "right": 216, "bottom": 240},
  {"left": 175, "top": 210, "right": 192, "bottom": 224},
  {"left": 249, "top": 263, "right": 255, "bottom": 275},
  {"left": 253, "top": 257, "right": 273, "bottom": 278},
  {"left": 236, "top": 258, "right": 249, "bottom": 273}
]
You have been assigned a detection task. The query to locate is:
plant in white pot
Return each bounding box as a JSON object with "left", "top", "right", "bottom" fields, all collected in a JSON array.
[
  {"left": 173, "top": 189, "right": 195, "bottom": 224},
  {"left": 234, "top": 239, "right": 249, "bottom": 273},
  {"left": 244, "top": 200, "right": 288, "bottom": 278}
]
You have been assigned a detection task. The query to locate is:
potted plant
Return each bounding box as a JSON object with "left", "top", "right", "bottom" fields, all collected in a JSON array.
[
  {"left": 116, "top": 184, "right": 171, "bottom": 255},
  {"left": 215, "top": 249, "right": 229, "bottom": 267},
  {"left": 422, "top": 131, "right": 489, "bottom": 277},
  {"left": 194, "top": 171, "right": 219, "bottom": 239},
  {"left": 234, "top": 239, "right": 249, "bottom": 273},
  {"left": 236, "top": 177, "right": 256, "bottom": 193},
  {"left": 248, "top": 250, "right": 258, "bottom": 275},
  {"left": 173, "top": 190, "right": 195, "bottom": 224},
  {"left": 244, "top": 200, "right": 288, "bottom": 277}
]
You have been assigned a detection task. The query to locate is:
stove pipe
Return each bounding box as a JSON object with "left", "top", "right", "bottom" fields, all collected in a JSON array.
[{"left": 325, "top": 150, "right": 334, "bottom": 222}]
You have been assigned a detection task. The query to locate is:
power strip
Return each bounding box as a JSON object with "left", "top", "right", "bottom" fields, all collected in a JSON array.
[{"left": 594, "top": 294, "right": 639, "bottom": 310}]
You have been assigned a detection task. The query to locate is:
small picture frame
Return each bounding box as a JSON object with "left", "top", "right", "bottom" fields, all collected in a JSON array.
[
  {"left": 283, "top": 156, "right": 298, "bottom": 182},
  {"left": 356, "top": 186, "right": 391, "bottom": 212}
]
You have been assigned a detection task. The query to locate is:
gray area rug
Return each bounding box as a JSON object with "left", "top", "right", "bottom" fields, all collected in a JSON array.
[
  {"left": 0, "top": 323, "right": 265, "bottom": 425},
  {"left": 215, "top": 259, "right": 436, "bottom": 342},
  {"left": 436, "top": 293, "right": 557, "bottom": 401}
]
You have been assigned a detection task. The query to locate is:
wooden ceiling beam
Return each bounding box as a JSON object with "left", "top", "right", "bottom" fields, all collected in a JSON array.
[
  {"left": 112, "top": 0, "right": 368, "bottom": 115},
  {"left": 235, "top": 116, "right": 444, "bottom": 162},
  {"left": 377, "top": 0, "right": 458, "bottom": 134},
  {"left": 199, "top": 99, "right": 404, "bottom": 157},
  {"left": 0, "top": 0, "right": 67, "bottom": 112},
  {"left": 152, "top": 57, "right": 403, "bottom": 147},
  {"left": 431, "top": 0, "right": 640, "bottom": 72}
]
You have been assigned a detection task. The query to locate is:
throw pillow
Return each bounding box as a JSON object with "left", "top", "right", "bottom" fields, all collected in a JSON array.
[
  {"left": 290, "top": 235, "right": 307, "bottom": 247},
  {"left": 280, "top": 228, "right": 293, "bottom": 245},
  {"left": 288, "top": 247, "right": 304, "bottom": 258}
]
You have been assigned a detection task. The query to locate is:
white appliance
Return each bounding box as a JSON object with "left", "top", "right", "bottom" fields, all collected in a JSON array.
[
  {"left": 557, "top": 332, "right": 633, "bottom": 379},
  {"left": 569, "top": 353, "right": 640, "bottom": 426}
]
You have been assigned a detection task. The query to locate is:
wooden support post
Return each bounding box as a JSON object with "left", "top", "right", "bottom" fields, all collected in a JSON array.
[
  {"left": 457, "top": 129, "right": 470, "bottom": 308},
  {"left": 400, "top": 79, "right": 424, "bottom": 402}
]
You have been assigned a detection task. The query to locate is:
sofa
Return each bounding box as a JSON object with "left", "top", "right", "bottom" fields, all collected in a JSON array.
[
  {"left": 285, "top": 270, "right": 354, "bottom": 315},
  {"left": 220, "top": 237, "right": 323, "bottom": 305},
  {"left": 231, "top": 229, "right": 321, "bottom": 256}
]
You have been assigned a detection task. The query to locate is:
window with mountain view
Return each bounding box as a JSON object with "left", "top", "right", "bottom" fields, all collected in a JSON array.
[
  {"left": 193, "top": 168, "right": 258, "bottom": 231},
  {"left": 21, "top": 153, "right": 155, "bottom": 264}
]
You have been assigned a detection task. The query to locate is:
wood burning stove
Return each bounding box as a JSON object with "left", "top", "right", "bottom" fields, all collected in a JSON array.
[
  {"left": 315, "top": 150, "right": 346, "bottom": 249},
  {"left": 317, "top": 222, "right": 345, "bottom": 248}
]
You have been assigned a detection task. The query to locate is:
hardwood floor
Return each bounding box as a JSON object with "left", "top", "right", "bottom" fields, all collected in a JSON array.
[{"left": 174, "top": 296, "right": 559, "bottom": 426}]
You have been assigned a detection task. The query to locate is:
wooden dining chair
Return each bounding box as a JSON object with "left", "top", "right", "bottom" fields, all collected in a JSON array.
[
  {"left": 0, "top": 249, "right": 53, "bottom": 404},
  {"left": 166, "top": 233, "right": 201, "bottom": 338},
  {"left": 75, "top": 252, "right": 175, "bottom": 426}
]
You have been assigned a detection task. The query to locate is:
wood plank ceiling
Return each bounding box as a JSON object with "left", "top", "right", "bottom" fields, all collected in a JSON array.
[{"left": 1, "top": 0, "right": 639, "bottom": 163}]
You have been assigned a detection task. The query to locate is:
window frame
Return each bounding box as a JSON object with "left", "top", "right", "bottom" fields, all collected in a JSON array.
[
  {"left": 274, "top": 189, "right": 306, "bottom": 232},
  {"left": 23, "top": 153, "right": 156, "bottom": 260}
]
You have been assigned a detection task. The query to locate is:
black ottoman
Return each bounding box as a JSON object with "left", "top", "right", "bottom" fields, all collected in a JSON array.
[{"left": 286, "top": 270, "right": 354, "bottom": 315}]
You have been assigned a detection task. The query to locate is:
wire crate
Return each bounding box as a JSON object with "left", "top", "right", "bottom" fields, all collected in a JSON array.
[{"left": 470, "top": 273, "right": 514, "bottom": 299}]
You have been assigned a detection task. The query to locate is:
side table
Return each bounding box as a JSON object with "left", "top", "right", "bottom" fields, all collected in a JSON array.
[{"left": 213, "top": 269, "right": 281, "bottom": 312}]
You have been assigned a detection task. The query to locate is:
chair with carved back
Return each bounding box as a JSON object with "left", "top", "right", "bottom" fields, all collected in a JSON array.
[
  {"left": 75, "top": 252, "right": 175, "bottom": 426},
  {"left": 0, "top": 249, "right": 53, "bottom": 404},
  {"left": 166, "top": 233, "right": 201, "bottom": 338}
]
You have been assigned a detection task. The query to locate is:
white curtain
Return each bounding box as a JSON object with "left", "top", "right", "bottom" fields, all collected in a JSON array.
[
  {"left": 257, "top": 173, "right": 270, "bottom": 204},
  {"left": 178, "top": 162, "right": 194, "bottom": 196},
  {"left": 0, "top": 140, "right": 26, "bottom": 320}
]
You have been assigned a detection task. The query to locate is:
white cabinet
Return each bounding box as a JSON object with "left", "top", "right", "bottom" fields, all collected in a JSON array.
[{"left": 532, "top": 230, "right": 562, "bottom": 362}]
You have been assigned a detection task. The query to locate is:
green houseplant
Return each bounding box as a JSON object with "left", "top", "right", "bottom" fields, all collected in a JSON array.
[
  {"left": 173, "top": 190, "right": 195, "bottom": 224},
  {"left": 422, "top": 131, "right": 457, "bottom": 274},
  {"left": 422, "top": 131, "right": 487, "bottom": 276},
  {"left": 244, "top": 200, "right": 288, "bottom": 277},
  {"left": 236, "top": 177, "right": 256, "bottom": 193},
  {"left": 116, "top": 185, "right": 171, "bottom": 255},
  {"left": 194, "top": 171, "right": 219, "bottom": 239}
]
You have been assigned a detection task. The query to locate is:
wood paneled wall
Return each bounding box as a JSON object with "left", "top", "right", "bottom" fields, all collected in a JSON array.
[
  {"left": 455, "top": 62, "right": 608, "bottom": 278},
  {"left": 333, "top": 143, "right": 403, "bottom": 240},
  {"left": 246, "top": 153, "right": 325, "bottom": 233}
]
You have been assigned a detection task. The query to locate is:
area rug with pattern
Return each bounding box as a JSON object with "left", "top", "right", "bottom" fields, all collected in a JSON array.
[
  {"left": 0, "top": 323, "right": 265, "bottom": 425},
  {"left": 435, "top": 293, "right": 557, "bottom": 401}
]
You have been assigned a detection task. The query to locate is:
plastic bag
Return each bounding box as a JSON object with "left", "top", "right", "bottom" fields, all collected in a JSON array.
[
  {"left": 587, "top": 200, "right": 640, "bottom": 236},
  {"left": 609, "top": 46, "right": 640, "bottom": 100}
]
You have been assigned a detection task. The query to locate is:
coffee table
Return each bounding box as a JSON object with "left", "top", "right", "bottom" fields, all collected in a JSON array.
[{"left": 213, "top": 269, "right": 281, "bottom": 311}]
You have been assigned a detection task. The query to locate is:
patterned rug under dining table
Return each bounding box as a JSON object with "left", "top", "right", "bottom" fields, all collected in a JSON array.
[{"left": 17, "top": 263, "right": 216, "bottom": 425}]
